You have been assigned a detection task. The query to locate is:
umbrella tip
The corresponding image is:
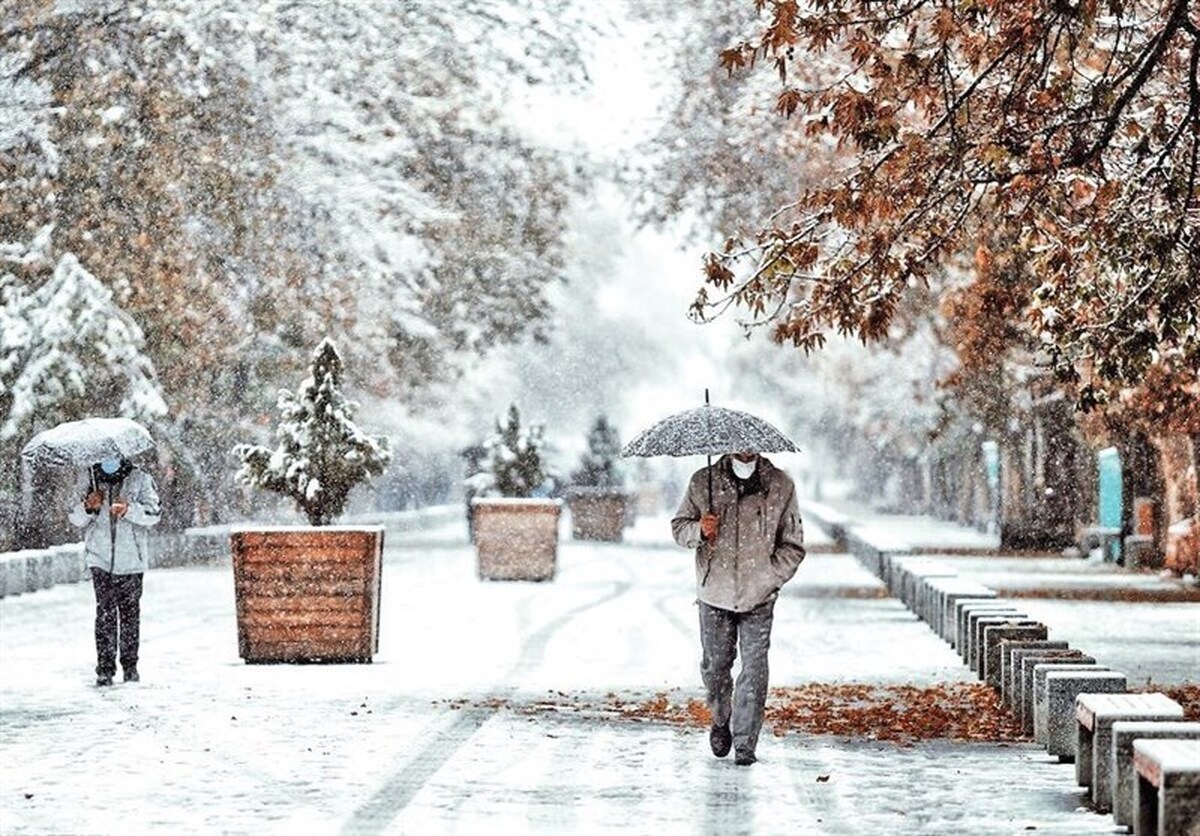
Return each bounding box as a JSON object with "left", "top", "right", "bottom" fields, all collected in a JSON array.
[{"left": 705, "top": 388, "right": 710, "bottom": 405}]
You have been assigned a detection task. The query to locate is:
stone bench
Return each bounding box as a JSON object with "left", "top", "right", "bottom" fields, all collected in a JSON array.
[
  {"left": 0, "top": 551, "right": 28, "bottom": 597},
  {"left": 958, "top": 603, "right": 1023, "bottom": 662},
  {"left": 970, "top": 615, "right": 1034, "bottom": 676},
  {"left": 910, "top": 566, "right": 965, "bottom": 625},
  {"left": 952, "top": 598, "right": 1014, "bottom": 651},
  {"left": 926, "top": 579, "right": 995, "bottom": 642},
  {"left": 1001, "top": 641, "right": 1069, "bottom": 708},
  {"left": 1024, "top": 657, "right": 1099, "bottom": 736},
  {"left": 845, "top": 528, "right": 911, "bottom": 579},
  {"left": 886, "top": 556, "right": 955, "bottom": 610},
  {"left": 1081, "top": 525, "right": 1122, "bottom": 557},
  {"left": 1075, "top": 693, "right": 1184, "bottom": 812},
  {"left": 1133, "top": 738, "right": 1200, "bottom": 835},
  {"left": 1043, "top": 671, "right": 1127, "bottom": 759},
  {"left": 1112, "top": 721, "right": 1200, "bottom": 829},
  {"left": 982, "top": 624, "right": 1048, "bottom": 689}
]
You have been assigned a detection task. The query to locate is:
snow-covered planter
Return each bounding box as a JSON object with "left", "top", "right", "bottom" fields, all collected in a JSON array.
[
  {"left": 565, "top": 416, "right": 628, "bottom": 542},
  {"left": 230, "top": 525, "right": 384, "bottom": 663},
  {"left": 565, "top": 488, "right": 627, "bottom": 543},
  {"left": 231, "top": 339, "right": 391, "bottom": 663},
  {"left": 467, "top": 404, "right": 560, "bottom": 581}
]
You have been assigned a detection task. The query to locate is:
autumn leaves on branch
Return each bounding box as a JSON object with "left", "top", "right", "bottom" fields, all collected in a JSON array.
[{"left": 697, "top": 0, "right": 1199, "bottom": 406}]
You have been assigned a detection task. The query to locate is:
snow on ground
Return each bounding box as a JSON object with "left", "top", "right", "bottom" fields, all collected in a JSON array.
[{"left": 1, "top": 513, "right": 1190, "bottom": 834}]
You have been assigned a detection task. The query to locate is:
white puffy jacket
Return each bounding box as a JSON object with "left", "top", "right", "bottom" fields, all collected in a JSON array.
[{"left": 67, "top": 467, "right": 161, "bottom": 574}]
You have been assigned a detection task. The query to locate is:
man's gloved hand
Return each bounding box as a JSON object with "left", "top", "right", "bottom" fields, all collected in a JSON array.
[
  {"left": 110, "top": 498, "right": 128, "bottom": 518},
  {"left": 700, "top": 513, "right": 719, "bottom": 542},
  {"left": 84, "top": 491, "right": 103, "bottom": 513}
]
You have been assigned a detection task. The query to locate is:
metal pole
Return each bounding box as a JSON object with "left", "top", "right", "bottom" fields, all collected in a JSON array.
[{"left": 705, "top": 389, "right": 713, "bottom": 512}]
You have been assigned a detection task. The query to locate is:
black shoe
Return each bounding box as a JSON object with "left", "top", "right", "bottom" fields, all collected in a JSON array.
[
  {"left": 709, "top": 724, "right": 732, "bottom": 758},
  {"left": 123, "top": 667, "right": 139, "bottom": 683},
  {"left": 96, "top": 675, "right": 113, "bottom": 687},
  {"left": 734, "top": 749, "right": 757, "bottom": 766}
]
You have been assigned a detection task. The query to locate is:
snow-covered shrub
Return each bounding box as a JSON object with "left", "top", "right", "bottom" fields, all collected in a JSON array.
[
  {"left": 234, "top": 338, "right": 391, "bottom": 526},
  {"left": 570, "top": 415, "right": 624, "bottom": 491},
  {"left": 466, "top": 404, "right": 553, "bottom": 499}
]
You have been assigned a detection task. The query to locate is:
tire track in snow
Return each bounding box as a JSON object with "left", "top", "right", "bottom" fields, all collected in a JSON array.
[{"left": 340, "top": 574, "right": 634, "bottom": 835}]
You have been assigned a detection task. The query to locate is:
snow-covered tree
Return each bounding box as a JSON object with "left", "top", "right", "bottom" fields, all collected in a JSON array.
[
  {"left": 467, "top": 404, "right": 553, "bottom": 499},
  {"left": 571, "top": 415, "right": 624, "bottom": 490},
  {"left": 234, "top": 338, "right": 392, "bottom": 526},
  {"left": 0, "top": 240, "right": 167, "bottom": 441}
]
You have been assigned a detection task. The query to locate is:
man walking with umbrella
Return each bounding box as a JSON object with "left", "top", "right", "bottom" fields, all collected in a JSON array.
[
  {"left": 68, "top": 457, "right": 160, "bottom": 686},
  {"left": 671, "top": 449, "right": 806, "bottom": 765},
  {"left": 623, "top": 396, "right": 806, "bottom": 765}
]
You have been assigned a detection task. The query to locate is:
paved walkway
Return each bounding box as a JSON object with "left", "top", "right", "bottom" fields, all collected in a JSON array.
[{"left": 1, "top": 511, "right": 1193, "bottom": 834}]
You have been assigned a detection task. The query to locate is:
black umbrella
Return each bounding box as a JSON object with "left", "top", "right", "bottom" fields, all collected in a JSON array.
[{"left": 621, "top": 391, "right": 798, "bottom": 510}]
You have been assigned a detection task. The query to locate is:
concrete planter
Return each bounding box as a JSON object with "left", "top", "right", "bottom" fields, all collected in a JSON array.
[
  {"left": 471, "top": 498, "right": 561, "bottom": 581},
  {"left": 230, "top": 526, "right": 384, "bottom": 663},
  {"left": 566, "top": 490, "right": 628, "bottom": 542}
]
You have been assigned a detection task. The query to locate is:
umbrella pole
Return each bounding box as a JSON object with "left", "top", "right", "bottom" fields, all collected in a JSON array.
[
  {"left": 706, "top": 454, "right": 713, "bottom": 513},
  {"left": 704, "top": 388, "right": 713, "bottom": 512}
]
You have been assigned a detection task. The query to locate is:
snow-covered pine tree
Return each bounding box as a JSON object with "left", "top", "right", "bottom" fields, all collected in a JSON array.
[
  {"left": 467, "top": 404, "right": 550, "bottom": 499},
  {"left": 0, "top": 246, "right": 168, "bottom": 441},
  {"left": 571, "top": 415, "right": 623, "bottom": 490},
  {"left": 234, "top": 338, "right": 392, "bottom": 526}
]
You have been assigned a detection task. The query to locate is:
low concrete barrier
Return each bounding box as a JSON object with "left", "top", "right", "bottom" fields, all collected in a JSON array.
[
  {"left": 1111, "top": 721, "right": 1200, "bottom": 828},
  {"left": 1132, "top": 739, "right": 1200, "bottom": 835},
  {"left": 0, "top": 505, "right": 461, "bottom": 599},
  {"left": 1074, "top": 693, "right": 1183, "bottom": 812},
  {"left": 1004, "top": 643, "right": 1070, "bottom": 709},
  {"left": 797, "top": 501, "right": 851, "bottom": 549},
  {"left": 1044, "top": 670, "right": 1127, "bottom": 759}
]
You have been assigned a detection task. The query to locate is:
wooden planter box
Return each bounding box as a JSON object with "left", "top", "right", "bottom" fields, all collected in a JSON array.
[
  {"left": 566, "top": 490, "right": 629, "bottom": 542},
  {"left": 230, "top": 526, "right": 384, "bottom": 663},
  {"left": 471, "top": 498, "right": 560, "bottom": 581}
]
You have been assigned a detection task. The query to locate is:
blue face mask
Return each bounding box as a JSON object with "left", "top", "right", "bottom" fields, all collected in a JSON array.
[{"left": 99, "top": 459, "right": 121, "bottom": 475}]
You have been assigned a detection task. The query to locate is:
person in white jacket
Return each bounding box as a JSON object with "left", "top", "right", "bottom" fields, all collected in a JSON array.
[{"left": 68, "top": 457, "right": 160, "bottom": 686}]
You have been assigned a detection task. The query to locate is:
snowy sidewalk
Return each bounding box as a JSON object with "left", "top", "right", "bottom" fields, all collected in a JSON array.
[{"left": 0, "top": 515, "right": 1182, "bottom": 834}]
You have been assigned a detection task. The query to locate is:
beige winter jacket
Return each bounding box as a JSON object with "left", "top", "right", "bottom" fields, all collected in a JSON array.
[{"left": 671, "top": 455, "right": 806, "bottom": 612}]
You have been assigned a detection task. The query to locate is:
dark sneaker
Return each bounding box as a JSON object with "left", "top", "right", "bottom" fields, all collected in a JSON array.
[
  {"left": 734, "top": 749, "right": 757, "bottom": 766},
  {"left": 709, "top": 724, "right": 732, "bottom": 758},
  {"left": 123, "top": 667, "right": 139, "bottom": 683},
  {"left": 96, "top": 675, "right": 113, "bottom": 687}
]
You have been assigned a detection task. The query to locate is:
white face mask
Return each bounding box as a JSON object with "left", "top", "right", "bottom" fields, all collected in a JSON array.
[{"left": 731, "top": 457, "right": 758, "bottom": 479}]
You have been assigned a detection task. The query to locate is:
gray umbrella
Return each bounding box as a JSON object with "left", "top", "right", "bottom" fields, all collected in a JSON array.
[
  {"left": 621, "top": 393, "right": 797, "bottom": 511},
  {"left": 621, "top": 401, "right": 798, "bottom": 458},
  {"left": 21, "top": 417, "right": 155, "bottom": 470}
]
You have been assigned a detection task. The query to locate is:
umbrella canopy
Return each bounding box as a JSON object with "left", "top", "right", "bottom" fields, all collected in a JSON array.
[
  {"left": 621, "top": 404, "right": 798, "bottom": 458},
  {"left": 21, "top": 417, "right": 155, "bottom": 470}
]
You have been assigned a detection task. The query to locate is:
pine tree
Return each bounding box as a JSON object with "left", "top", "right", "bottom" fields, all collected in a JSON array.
[
  {"left": 234, "top": 338, "right": 392, "bottom": 526},
  {"left": 0, "top": 249, "right": 167, "bottom": 441},
  {"left": 469, "top": 404, "right": 550, "bottom": 499},
  {"left": 571, "top": 416, "right": 624, "bottom": 490}
]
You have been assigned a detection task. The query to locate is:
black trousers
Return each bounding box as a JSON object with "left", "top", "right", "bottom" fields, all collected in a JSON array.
[{"left": 90, "top": 568, "right": 143, "bottom": 676}]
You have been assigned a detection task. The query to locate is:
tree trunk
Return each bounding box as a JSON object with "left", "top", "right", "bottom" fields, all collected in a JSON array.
[
  {"left": 1192, "top": 433, "right": 1200, "bottom": 526},
  {"left": 1121, "top": 430, "right": 1167, "bottom": 561}
]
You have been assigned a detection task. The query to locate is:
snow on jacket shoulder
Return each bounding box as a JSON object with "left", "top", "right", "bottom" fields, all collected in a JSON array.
[
  {"left": 671, "top": 455, "right": 806, "bottom": 612},
  {"left": 68, "top": 468, "right": 161, "bottom": 575}
]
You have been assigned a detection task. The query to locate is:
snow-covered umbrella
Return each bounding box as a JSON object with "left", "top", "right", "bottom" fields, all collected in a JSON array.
[
  {"left": 21, "top": 417, "right": 156, "bottom": 470},
  {"left": 621, "top": 391, "right": 798, "bottom": 510}
]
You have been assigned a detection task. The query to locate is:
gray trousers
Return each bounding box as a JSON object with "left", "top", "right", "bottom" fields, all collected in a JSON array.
[{"left": 698, "top": 598, "right": 775, "bottom": 754}]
